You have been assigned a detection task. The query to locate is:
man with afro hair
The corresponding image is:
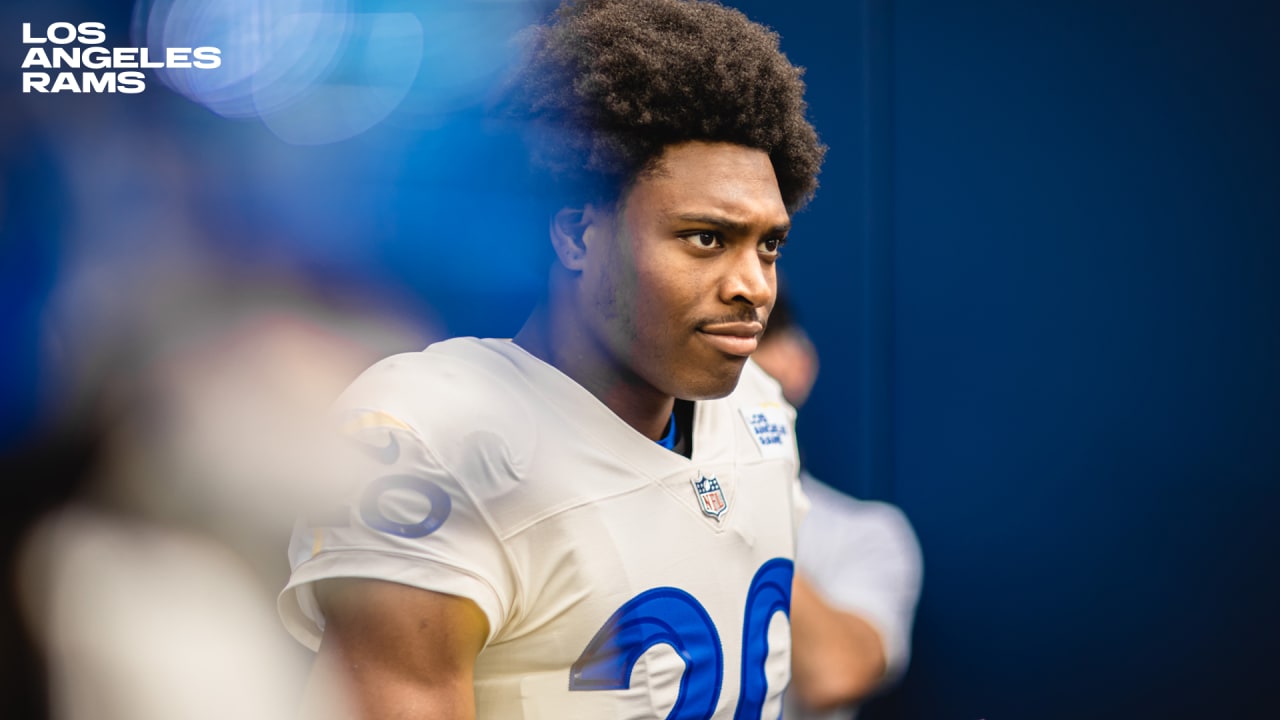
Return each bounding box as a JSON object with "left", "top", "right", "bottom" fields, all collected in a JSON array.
[
  {"left": 280, "top": 2, "right": 827, "bottom": 718},
  {"left": 508, "top": 0, "right": 824, "bottom": 214}
]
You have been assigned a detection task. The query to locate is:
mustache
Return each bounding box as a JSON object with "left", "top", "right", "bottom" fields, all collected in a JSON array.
[{"left": 697, "top": 310, "right": 766, "bottom": 329}]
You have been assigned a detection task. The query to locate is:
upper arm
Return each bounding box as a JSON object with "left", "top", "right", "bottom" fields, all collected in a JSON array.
[
  {"left": 788, "top": 573, "right": 888, "bottom": 711},
  {"left": 796, "top": 484, "right": 924, "bottom": 681},
  {"left": 303, "top": 578, "right": 490, "bottom": 720},
  {"left": 789, "top": 484, "right": 925, "bottom": 711}
]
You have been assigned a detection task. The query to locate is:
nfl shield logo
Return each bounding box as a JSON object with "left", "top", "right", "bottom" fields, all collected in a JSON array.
[{"left": 692, "top": 474, "right": 727, "bottom": 519}]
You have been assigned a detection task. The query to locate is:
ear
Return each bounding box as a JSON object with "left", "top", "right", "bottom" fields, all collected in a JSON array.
[
  {"left": 549, "top": 207, "right": 588, "bottom": 271},
  {"left": 549, "top": 204, "right": 611, "bottom": 272}
]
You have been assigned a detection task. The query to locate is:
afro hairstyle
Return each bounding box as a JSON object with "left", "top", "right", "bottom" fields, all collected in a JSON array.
[{"left": 507, "top": 0, "right": 826, "bottom": 214}]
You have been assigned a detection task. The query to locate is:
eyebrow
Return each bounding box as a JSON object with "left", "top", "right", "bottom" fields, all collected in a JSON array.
[{"left": 674, "top": 213, "right": 791, "bottom": 237}]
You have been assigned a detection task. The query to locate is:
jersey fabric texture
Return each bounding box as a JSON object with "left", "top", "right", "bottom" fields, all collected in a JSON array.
[{"left": 279, "top": 337, "right": 805, "bottom": 719}]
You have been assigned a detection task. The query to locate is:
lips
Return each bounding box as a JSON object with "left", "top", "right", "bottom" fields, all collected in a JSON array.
[{"left": 697, "top": 321, "right": 763, "bottom": 357}]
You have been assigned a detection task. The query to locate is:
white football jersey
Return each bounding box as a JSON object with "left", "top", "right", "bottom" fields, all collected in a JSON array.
[{"left": 280, "top": 337, "right": 804, "bottom": 719}]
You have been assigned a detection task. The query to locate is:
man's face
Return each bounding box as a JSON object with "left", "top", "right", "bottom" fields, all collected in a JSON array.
[{"left": 577, "top": 141, "right": 791, "bottom": 401}]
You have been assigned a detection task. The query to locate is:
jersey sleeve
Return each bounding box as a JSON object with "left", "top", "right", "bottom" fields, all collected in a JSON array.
[{"left": 278, "top": 409, "right": 518, "bottom": 651}]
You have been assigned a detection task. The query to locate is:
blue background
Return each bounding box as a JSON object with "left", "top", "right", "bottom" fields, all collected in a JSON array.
[
  {"left": 3, "top": 1, "right": 1278, "bottom": 718},
  {"left": 730, "top": 1, "right": 1280, "bottom": 718}
]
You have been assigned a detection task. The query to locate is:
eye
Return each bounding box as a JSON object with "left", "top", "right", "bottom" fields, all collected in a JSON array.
[
  {"left": 683, "top": 231, "right": 723, "bottom": 249},
  {"left": 759, "top": 236, "right": 787, "bottom": 257}
]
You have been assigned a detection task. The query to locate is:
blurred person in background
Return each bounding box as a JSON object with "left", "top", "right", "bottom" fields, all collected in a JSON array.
[
  {"left": 0, "top": 100, "right": 71, "bottom": 720},
  {"left": 16, "top": 267, "right": 436, "bottom": 720},
  {"left": 0, "top": 5, "right": 439, "bottom": 710},
  {"left": 751, "top": 289, "right": 924, "bottom": 720}
]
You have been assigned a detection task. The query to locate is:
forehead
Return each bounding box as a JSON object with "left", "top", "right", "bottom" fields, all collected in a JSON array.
[{"left": 624, "top": 141, "right": 788, "bottom": 223}]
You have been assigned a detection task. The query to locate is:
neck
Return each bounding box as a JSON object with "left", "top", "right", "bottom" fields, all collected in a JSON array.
[{"left": 514, "top": 274, "right": 674, "bottom": 441}]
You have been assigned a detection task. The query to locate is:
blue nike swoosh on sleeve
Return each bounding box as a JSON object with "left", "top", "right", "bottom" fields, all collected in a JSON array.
[{"left": 357, "top": 433, "right": 400, "bottom": 465}]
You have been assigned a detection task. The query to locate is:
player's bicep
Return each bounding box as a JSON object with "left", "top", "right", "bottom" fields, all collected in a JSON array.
[
  {"left": 305, "top": 578, "right": 489, "bottom": 720},
  {"left": 281, "top": 415, "right": 517, "bottom": 650}
]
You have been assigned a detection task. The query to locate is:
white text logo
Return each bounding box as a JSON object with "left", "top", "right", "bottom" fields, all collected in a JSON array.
[{"left": 21, "top": 21, "right": 222, "bottom": 94}]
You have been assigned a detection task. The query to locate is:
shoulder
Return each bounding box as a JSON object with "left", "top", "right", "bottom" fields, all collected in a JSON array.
[
  {"left": 342, "top": 338, "right": 526, "bottom": 410},
  {"left": 340, "top": 338, "right": 538, "bottom": 431},
  {"left": 711, "top": 359, "right": 799, "bottom": 466},
  {"left": 733, "top": 358, "right": 790, "bottom": 407},
  {"left": 723, "top": 359, "right": 796, "bottom": 437},
  {"left": 798, "top": 475, "right": 921, "bottom": 567},
  {"left": 336, "top": 338, "right": 541, "bottom": 482},
  {"left": 801, "top": 476, "right": 915, "bottom": 537}
]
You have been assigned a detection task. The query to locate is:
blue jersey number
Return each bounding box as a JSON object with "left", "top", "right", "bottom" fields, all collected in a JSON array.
[
  {"left": 309, "top": 429, "right": 453, "bottom": 539},
  {"left": 570, "top": 587, "right": 724, "bottom": 719},
  {"left": 359, "top": 474, "right": 451, "bottom": 539},
  {"left": 734, "top": 559, "right": 793, "bottom": 720},
  {"left": 569, "top": 558, "right": 794, "bottom": 719}
]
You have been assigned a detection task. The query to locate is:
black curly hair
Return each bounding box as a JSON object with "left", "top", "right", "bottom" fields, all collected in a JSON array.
[{"left": 508, "top": 0, "right": 826, "bottom": 214}]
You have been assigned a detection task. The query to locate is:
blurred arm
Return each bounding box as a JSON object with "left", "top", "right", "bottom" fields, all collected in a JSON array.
[
  {"left": 302, "top": 578, "right": 490, "bottom": 720},
  {"left": 789, "top": 573, "right": 888, "bottom": 712}
]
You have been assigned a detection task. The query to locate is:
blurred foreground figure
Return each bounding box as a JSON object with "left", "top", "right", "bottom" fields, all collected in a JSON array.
[
  {"left": 279, "top": 1, "right": 827, "bottom": 718},
  {"left": 751, "top": 293, "right": 924, "bottom": 720},
  {"left": 17, "top": 270, "right": 432, "bottom": 720}
]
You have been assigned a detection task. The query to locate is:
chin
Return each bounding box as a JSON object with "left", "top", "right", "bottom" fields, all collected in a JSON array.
[{"left": 673, "top": 364, "right": 747, "bottom": 401}]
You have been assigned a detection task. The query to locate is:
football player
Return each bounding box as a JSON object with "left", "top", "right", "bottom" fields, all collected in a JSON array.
[{"left": 279, "top": 1, "right": 826, "bottom": 717}]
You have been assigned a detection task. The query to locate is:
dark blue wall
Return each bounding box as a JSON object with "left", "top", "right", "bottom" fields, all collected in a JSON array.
[{"left": 732, "top": 1, "right": 1280, "bottom": 718}]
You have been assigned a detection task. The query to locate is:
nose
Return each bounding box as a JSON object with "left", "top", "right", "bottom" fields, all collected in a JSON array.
[{"left": 720, "top": 246, "right": 774, "bottom": 310}]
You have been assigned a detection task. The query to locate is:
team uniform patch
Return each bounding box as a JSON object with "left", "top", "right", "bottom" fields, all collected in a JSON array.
[
  {"left": 739, "top": 404, "right": 794, "bottom": 459},
  {"left": 692, "top": 474, "right": 728, "bottom": 519}
]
